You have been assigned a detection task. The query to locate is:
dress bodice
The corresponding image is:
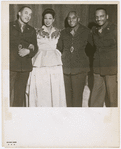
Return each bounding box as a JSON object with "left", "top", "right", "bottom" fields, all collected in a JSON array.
[{"left": 32, "top": 26, "right": 62, "bottom": 67}]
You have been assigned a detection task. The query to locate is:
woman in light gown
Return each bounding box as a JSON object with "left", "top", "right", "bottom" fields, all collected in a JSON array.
[{"left": 26, "top": 8, "right": 66, "bottom": 107}]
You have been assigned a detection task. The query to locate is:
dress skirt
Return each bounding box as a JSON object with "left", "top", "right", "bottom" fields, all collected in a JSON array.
[{"left": 26, "top": 65, "right": 67, "bottom": 107}]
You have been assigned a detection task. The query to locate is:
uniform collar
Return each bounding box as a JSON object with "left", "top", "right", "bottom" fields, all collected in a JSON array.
[
  {"left": 66, "top": 23, "right": 86, "bottom": 37},
  {"left": 97, "top": 21, "right": 109, "bottom": 33},
  {"left": 101, "top": 20, "right": 109, "bottom": 30},
  {"left": 72, "top": 23, "right": 80, "bottom": 32},
  {"left": 70, "top": 23, "right": 79, "bottom": 36},
  {"left": 12, "top": 20, "right": 30, "bottom": 32},
  {"left": 17, "top": 19, "right": 26, "bottom": 28},
  {"left": 96, "top": 21, "right": 112, "bottom": 36}
]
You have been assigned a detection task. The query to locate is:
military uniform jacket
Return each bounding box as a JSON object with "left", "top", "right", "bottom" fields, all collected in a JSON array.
[
  {"left": 10, "top": 20, "right": 38, "bottom": 72},
  {"left": 92, "top": 21, "right": 117, "bottom": 75},
  {"left": 57, "top": 24, "right": 92, "bottom": 74}
]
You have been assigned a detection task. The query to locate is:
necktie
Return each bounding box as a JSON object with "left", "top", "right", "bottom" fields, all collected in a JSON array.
[
  {"left": 70, "top": 29, "right": 75, "bottom": 36},
  {"left": 21, "top": 25, "right": 24, "bottom": 33},
  {"left": 98, "top": 27, "right": 103, "bottom": 33},
  {"left": 70, "top": 29, "right": 75, "bottom": 53}
]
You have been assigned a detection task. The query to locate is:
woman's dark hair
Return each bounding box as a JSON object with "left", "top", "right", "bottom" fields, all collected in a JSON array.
[
  {"left": 42, "top": 8, "right": 55, "bottom": 18},
  {"left": 42, "top": 8, "right": 55, "bottom": 25}
]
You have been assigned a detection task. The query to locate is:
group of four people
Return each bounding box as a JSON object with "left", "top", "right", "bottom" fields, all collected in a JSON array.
[{"left": 10, "top": 6, "right": 117, "bottom": 107}]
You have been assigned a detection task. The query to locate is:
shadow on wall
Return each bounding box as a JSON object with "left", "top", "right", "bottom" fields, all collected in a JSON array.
[
  {"left": 87, "top": 22, "right": 98, "bottom": 29},
  {"left": 64, "top": 17, "right": 69, "bottom": 28}
]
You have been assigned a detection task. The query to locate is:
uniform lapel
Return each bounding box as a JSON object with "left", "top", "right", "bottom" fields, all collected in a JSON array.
[
  {"left": 66, "top": 24, "right": 85, "bottom": 37},
  {"left": 97, "top": 21, "right": 110, "bottom": 37},
  {"left": 24, "top": 24, "right": 30, "bottom": 33},
  {"left": 102, "top": 22, "right": 111, "bottom": 34},
  {"left": 13, "top": 20, "right": 30, "bottom": 33},
  {"left": 74, "top": 24, "right": 85, "bottom": 37},
  {"left": 66, "top": 27, "right": 72, "bottom": 36},
  {"left": 12, "top": 20, "right": 21, "bottom": 32}
]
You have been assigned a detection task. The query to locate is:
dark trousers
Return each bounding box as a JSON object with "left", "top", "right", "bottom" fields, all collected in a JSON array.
[
  {"left": 89, "top": 74, "right": 117, "bottom": 107},
  {"left": 10, "top": 71, "right": 29, "bottom": 107},
  {"left": 64, "top": 73, "right": 86, "bottom": 107}
]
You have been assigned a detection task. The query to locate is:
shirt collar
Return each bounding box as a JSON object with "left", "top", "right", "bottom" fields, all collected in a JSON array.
[
  {"left": 17, "top": 19, "right": 26, "bottom": 29},
  {"left": 74, "top": 23, "right": 80, "bottom": 32},
  {"left": 100, "top": 20, "right": 109, "bottom": 30},
  {"left": 42, "top": 25, "right": 56, "bottom": 34},
  {"left": 70, "top": 23, "right": 80, "bottom": 36},
  {"left": 70, "top": 23, "right": 79, "bottom": 32}
]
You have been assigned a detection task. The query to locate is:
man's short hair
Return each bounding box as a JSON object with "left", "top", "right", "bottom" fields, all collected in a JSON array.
[
  {"left": 95, "top": 8, "right": 107, "bottom": 15},
  {"left": 18, "top": 6, "right": 32, "bottom": 13},
  {"left": 67, "top": 11, "right": 78, "bottom": 18},
  {"left": 17, "top": 6, "right": 32, "bottom": 19}
]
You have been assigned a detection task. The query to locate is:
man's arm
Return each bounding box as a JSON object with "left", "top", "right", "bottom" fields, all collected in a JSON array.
[
  {"left": 57, "top": 31, "right": 63, "bottom": 53},
  {"left": 18, "top": 29, "right": 38, "bottom": 58},
  {"left": 28, "top": 28, "right": 38, "bottom": 58},
  {"left": 85, "top": 29, "right": 96, "bottom": 75},
  {"left": 85, "top": 29, "right": 96, "bottom": 58},
  {"left": 112, "top": 24, "right": 117, "bottom": 45}
]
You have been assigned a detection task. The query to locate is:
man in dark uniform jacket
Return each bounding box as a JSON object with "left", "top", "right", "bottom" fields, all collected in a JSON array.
[
  {"left": 89, "top": 8, "right": 117, "bottom": 107},
  {"left": 10, "top": 6, "right": 38, "bottom": 107},
  {"left": 57, "top": 11, "right": 93, "bottom": 107}
]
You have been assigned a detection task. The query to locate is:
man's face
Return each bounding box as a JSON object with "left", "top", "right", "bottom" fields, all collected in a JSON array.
[
  {"left": 67, "top": 12, "right": 79, "bottom": 28},
  {"left": 19, "top": 7, "right": 32, "bottom": 24},
  {"left": 95, "top": 9, "right": 108, "bottom": 26}
]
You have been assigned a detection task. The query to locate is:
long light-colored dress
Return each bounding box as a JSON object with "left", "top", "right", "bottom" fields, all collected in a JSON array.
[{"left": 26, "top": 25, "right": 66, "bottom": 107}]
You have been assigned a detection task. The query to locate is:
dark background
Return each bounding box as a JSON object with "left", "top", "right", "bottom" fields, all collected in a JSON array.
[{"left": 10, "top": 4, "right": 117, "bottom": 29}]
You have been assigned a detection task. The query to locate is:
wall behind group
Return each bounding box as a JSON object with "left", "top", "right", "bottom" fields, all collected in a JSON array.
[{"left": 10, "top": 4, "right": 117, "bottom": 29}]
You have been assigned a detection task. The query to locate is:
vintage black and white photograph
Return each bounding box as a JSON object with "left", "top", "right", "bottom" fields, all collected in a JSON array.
[
  {"left": 2, "top": 1, "right": 120, "bottom": 148},
  {"left": 10, "top": 4, "right": 118, "bottom": 107}
]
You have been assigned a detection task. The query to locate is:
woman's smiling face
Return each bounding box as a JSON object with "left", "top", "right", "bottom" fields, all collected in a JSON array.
[{"left": 44, "top": 13, "right": 55, "bottom": 27}]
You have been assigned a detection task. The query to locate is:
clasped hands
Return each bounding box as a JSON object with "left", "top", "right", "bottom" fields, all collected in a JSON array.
[{"left": 18, "top": 44, "right": 34, "bottom": 57}]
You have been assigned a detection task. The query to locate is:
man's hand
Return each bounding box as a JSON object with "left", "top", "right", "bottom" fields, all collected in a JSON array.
[
  {"left": 28, "top": 44, "right": 34, "bottom": 51},
  {"left": 18, "top": 48, "right": 30, "bottom": 57}
]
